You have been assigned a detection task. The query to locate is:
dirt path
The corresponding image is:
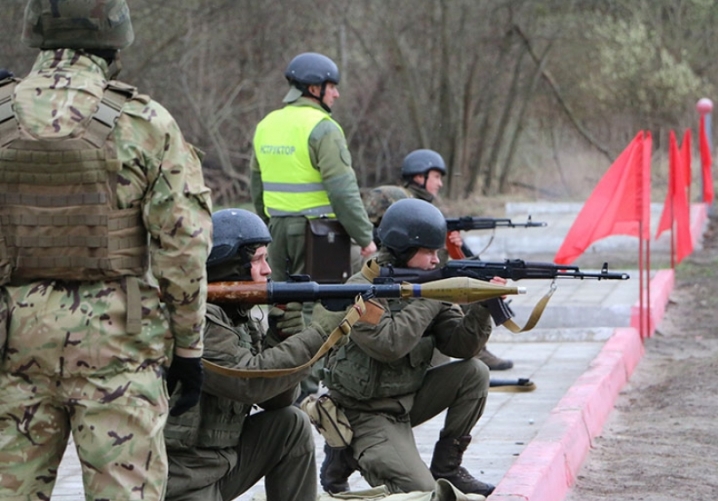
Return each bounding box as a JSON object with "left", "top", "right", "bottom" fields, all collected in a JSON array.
[{"left": 565, "top": 213, "right": 718, "bottom": 501}]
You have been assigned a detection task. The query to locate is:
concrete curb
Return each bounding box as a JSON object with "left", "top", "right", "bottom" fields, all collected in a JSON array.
[{"left": 489, "top": 270, "right": 674, "bottom": 501}]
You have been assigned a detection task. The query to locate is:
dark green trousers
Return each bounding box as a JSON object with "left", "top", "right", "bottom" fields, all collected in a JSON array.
[
  {"left": 166, "top": 406, "right": 316, "bottom": 501},
  {"left": 346, "top": 359, "right": 490, "bottom": 493}
]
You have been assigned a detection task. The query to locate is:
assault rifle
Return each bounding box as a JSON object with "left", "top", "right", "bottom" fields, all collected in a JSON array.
[
  {"left": 445, "top": 216, "right": 546, "bottom": 259},
  {"left": 374, "top": 259, "right": 630, "bottom": 283},
  {"left": 207, "top": 276, "right": 525, "bottom": 311},
  {"left": 445, "top": 216, "right": 547, "bottom": 233},
  {"left": 374, "top": 216, "right": 548, "bottom": 256},
  {"left": 373, "top": 259, "right": 629, "bottom": 329}
]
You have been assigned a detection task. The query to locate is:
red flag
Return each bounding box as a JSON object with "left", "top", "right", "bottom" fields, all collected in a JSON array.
[
  {"left": 680, "top": 129, "right": 692, "bottom": 200},
  {"left": 699, "top": 115, "right": 714, "bottom": 204},
  {"left": 554, "top": 132, "right": 650, "bottom": 265},
  {"left": 655, "top": 131, "right": 693, "bottom": 264}
]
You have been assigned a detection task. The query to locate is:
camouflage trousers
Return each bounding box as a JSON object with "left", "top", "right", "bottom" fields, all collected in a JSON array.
[{"left": 0, "top": 368, "right": 169, "bottom": 501}]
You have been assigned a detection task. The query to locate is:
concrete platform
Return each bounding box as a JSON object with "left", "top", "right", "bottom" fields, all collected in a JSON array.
[{"left": 48, "top": 202, "right": 707, "bottom": 501}]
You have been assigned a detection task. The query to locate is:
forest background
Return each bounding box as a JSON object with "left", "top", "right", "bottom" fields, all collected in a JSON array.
[{"left": 2, "top": 0, "right": 717, "bottom": 213}]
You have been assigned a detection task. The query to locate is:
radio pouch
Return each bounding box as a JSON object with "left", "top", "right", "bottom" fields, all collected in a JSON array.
[{"left": 305, "top": 218, "right": 351, "bottom": 283}]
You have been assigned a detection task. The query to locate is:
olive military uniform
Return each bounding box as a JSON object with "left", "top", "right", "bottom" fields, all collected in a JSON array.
[
  {"left": 322, "top": 249, "right": 492, "bottom": 493},
  {"left": 251, "top": 97, "right": 373, "bottom": 281},
  {"left": 165, "top": 303, "right": 331, "bottom": 501}
]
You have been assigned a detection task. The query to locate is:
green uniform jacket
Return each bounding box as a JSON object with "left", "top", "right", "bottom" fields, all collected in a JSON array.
[
  {"left": 404, "top": 182, "right": 435, "bottom": 204},
  {"left": 165, "top": 303, "right": 329, "bottom": 480},
  {"left": 4, "top": 49, "right": 212, "bottom": 378},
  {"left": 250, "top": 98, "right": 373, "bottom": 248},
  {"left": 325, "top": 250, "right": 492, "bottom": 414}
]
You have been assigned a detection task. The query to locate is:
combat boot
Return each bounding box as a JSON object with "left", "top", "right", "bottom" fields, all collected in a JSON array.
[
  {"left": 430, "top": 436, "right": 495, "bottom": 496},
  {"left": 477, "top": 346, "right": 513, "bottom": 371},
  {"left": 320, "top": 443, "right": 357, "bottom": 494}
]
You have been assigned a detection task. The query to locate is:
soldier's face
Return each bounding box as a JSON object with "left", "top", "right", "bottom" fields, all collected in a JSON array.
[
  {"left": 250, "top": 246, "right": 272, "bottom": 282},
  {"left": 308, "top": 82, "right": 339, "bottom": 108},
  {"left": 424, "top": 170, "right": 444, "bottom": 196},
  {"left": 406, "top": 247, "right": 440, "bottom": 270}
]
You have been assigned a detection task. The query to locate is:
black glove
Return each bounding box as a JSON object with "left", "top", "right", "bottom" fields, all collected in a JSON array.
[{"left": 166, "top": 355, "right": 204, "bottom": 417}]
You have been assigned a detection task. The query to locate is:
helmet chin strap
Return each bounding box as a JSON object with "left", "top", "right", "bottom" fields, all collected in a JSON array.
[
  {"left": 107, "top": 55, "right": 122, "bottom": 80},
  {"left": 303, "top": 82, "right": 332, "bottom": 113}
]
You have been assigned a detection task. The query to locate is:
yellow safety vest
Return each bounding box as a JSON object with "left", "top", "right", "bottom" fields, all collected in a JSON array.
[{"left": 254, "top": 105, "right": 341, "bottom": 218}]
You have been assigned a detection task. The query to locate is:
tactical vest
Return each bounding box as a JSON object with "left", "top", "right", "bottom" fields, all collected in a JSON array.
[
  {"left": 164, "top": 303, "right": 253, "bottom": 450},
  {"left": 254, "top": 105, "right": 339, "bottom": 218},
  {"left": 322, "top": 298, "right": 436, "bottom": 401},
  {"left": 0, "top": 77, "right": 148, "bottom": 285}
]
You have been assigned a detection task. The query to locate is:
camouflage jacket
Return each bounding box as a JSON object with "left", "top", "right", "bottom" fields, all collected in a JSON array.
[
  {"left": 249, "top": 97, "right": 374, "bottom": 248},
  {"left": 362, "top": 185, "right": 411, "bottom": 227},
  {"left": 3, "top": 49, "right": 212, "bottom": 377}
]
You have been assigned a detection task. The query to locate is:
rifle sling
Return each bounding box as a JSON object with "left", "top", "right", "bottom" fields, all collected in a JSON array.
[
  {"left": 500, "top": 284, "right": 556, "bottom": 333},
  {"left": 202, "top": 298, "right": 365, "bottom": 379}
]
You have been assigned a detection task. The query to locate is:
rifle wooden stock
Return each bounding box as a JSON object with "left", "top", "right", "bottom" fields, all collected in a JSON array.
[{"left": 207, "top": 277, "right": 525, "bottom": 308}]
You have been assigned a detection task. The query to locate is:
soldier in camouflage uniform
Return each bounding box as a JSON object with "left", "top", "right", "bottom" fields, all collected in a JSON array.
[
  {"left": 0, "top": 2, "right": 212, "bottom": 500},
  {"left": 363, "top": 185, "right": 411, "bottom": 230},
  {"left": 165, "top": 209, "right": 355, "bottom": 501}
]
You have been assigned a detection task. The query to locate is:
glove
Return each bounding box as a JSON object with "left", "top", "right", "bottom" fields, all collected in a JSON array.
[
  {"left": 166, "top": 355, "right": 204, "bottom": 417},
  {"left": 311, "top": 302, "right": 351, "bottom": 343},
  {"left": 268, "top": 302, "right": 305, "bottom": 338}
]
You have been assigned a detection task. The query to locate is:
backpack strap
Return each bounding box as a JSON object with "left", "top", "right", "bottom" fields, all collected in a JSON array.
[
  {"left": 0, "top": 79, "right": 19, "bottom": 147},
  {"left": 83, "top": 80, "right": 136, "bottom": 148}
]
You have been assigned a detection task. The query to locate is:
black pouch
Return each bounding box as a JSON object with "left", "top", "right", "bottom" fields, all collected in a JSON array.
[{"left": 305, "top": 219, "right": 351, "bottom": 283}]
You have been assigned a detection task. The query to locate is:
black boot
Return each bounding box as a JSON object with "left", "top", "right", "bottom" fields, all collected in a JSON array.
[
  {"left": 430, "top": 436, "right": 495, "bottom": 496},
  {"left": 320, "top": 443, "right": 357, "bottom": 494}
]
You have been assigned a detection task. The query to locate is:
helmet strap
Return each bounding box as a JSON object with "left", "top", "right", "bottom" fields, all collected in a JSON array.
[
  {"left": 107, "top": 54, "right": 122, "bottom": 80},
  {"left": 301, "top": 82, "right": 332, "bottom": 113},
  {"left": 386, "top": 246, "right": 419, "bottom": 267}
]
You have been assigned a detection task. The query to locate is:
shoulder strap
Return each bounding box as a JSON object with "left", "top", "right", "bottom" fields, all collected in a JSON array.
[
  {"left": 202, "top": 297, "right": 366, "bottom": 379},
  {"left": 83, "top": 81, "right": 136, "bottom": 148},
  {"left": 0, "top": 79, "right": 19, "bottom": 147}
]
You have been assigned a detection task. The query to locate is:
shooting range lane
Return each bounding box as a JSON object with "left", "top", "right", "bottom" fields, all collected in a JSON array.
[{"left": 51, "top": 203, "right": 706, "bottom": 501}]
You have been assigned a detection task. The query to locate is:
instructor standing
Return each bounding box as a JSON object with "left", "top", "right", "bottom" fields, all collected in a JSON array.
[{"left": 250, "top": 52, "right": 376, "bottom": 282}]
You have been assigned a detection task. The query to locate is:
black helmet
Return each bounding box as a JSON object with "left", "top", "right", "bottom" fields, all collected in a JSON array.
[
  {"left": 285, "top": 52, "right": 340, "bottom": 86},
  {"left": 377, "top": 199, "right": 446, "bottom": 253},
  {"left": 401, "top": 149, "right": 447, "bottom": 179},
  {"left": 22, "top": 0, "right": 134, "bottom": 50},
  {"left": 283, "top": 52, "right": 340, "bottom": 106},
  {"left": 207, "top": 209, "right": 272, "bottom": 268}
]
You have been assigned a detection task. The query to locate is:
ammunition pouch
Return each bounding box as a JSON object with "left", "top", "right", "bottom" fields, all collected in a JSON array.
[
  {"left": 300, "top": 393, "right": 353, "bottom": 449},
  {"left": 305, "top": 218, "right": 351, "bottom": 283}
]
